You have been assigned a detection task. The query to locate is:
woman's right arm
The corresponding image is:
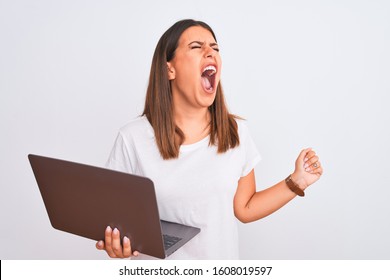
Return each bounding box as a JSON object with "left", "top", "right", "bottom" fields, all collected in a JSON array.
[{"left": 96, "top": 226, "right": 139, "bottom": 258}]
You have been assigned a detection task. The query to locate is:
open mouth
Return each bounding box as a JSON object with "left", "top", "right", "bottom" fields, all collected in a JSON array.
[{"left": 201, "top": 65, "right": 217, "bottom": 93}]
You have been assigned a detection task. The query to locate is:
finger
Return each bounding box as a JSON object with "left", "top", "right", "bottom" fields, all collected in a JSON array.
[
  {"left": 308, "top": 162, "right": 323, "bottom": 175},
  {"left": 304, "top": 150, "right": 316, "bottom": 162},
  {"left": 304, "top": 156, "right": 319, "bottom": 169},
  {"left": 96, "top": 240, "right": 105, "bottom": 250},
  {"left": 312, "top": 164, "right": 324, "bottom": 175},
  {"left": 112, "top": 228, "right": 124, "bottom": 258},
  {"left": 122, "top": 236, "right": 132, "bottom": 258},
  {"left": 298, "top": 148, "right": 312, "bottom": 163},
  {"left": 128, "top": 237, "right": 140, "bottom": 257},
  {"left": 122, "top": 236, "right": 140, "bottom": 258},
  {"left": 296, "top": 148, "right": 312, "bottom": 170},
  {"left": 104, "top": 226, "right": 116, "bottom": 258}
]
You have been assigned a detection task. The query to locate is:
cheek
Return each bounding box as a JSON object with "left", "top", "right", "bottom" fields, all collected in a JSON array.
[
  {"left": 217, "top": 56, "right": 222, "bottom": 73},
  {"left": 176, "top": 62, "right": 199, "bottom": 83},
  {"left": 176, "top": 71, "right": 197, "bottom": 90}
]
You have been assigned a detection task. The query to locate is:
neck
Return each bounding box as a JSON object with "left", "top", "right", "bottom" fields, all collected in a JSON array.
[
  {"left": 174, "top": 107, "right": 211, "bottom": 145},
  {"left": 174, "top": 106, "right": 209, "bottom": 127}
]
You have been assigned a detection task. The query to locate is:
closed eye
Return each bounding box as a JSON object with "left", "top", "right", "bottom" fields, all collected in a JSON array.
[
  {"left": 188, "top": 41, "right": 219, "bottom": 52},
  {"left": 210, "top": 43, "right": 219, "bottom": 52},
  {"left": 190, "top": 46, "right": 219, "bottom": 52}
]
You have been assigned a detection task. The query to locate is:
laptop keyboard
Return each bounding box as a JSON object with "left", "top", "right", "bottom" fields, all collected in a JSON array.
[{"left": 163, "top": 234, "right": 182, "bottom": 250}]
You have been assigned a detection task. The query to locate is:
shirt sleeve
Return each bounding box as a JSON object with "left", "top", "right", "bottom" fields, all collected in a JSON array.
[
  {"left": 239, "top": 120, "right": 262, "bottom": 177},
  {"left": 105, "top": 131, "right": 135, "bottom": 174}
]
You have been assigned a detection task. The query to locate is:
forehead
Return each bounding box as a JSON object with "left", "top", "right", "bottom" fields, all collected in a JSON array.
[{"left": 178, "top": 26, "right": 216, "bottom": 45}]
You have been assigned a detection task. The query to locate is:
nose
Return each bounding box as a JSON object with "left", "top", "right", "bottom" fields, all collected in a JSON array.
[{"left": 204, "top": 45, "right": 216, "bottom": 58}]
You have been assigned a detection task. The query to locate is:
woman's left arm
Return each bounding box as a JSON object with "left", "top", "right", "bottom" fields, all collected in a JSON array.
[{"left": 233, "top": 148, "right": 323, "bottom": 223}]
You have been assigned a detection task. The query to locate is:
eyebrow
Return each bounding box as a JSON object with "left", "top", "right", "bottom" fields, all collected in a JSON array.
[{"left": 188, "top": 41, "right": 219, "bottom": 47}]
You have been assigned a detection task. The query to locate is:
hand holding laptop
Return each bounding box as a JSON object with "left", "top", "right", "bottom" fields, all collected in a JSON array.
[
  {"left": 96, "top": 226, "right": 140, "bottom": 258},
  {"left": 28, "top": 154, "right": 200, "bottom": 259}
]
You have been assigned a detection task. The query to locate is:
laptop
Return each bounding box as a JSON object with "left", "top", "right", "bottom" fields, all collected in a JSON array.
[{"left": 28, "top": 154, "right": 200, "bottom": 259}]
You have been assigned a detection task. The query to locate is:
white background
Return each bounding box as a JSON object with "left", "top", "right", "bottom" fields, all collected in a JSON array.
[{"left": 1, "top": 0, "right": 389, "bottom": 259}]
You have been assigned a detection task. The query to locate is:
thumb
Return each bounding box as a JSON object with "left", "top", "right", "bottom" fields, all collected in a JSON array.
[{"left": 96, "top": 240, "right": 105, "bottom": 250}]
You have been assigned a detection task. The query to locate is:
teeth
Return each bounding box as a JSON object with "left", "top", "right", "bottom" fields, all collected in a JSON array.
[{"left": 202, "top": 65, "right": 216, "bottom": 75}]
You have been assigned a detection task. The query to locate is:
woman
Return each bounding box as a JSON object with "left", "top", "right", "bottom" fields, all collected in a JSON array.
[{"left": 96, "top": 19, "right": 323, "bottom": 259}]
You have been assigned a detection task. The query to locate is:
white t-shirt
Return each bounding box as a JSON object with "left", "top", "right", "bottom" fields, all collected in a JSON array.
[{"left": 106, "top": 116, "right": 261, "bottom": 259}]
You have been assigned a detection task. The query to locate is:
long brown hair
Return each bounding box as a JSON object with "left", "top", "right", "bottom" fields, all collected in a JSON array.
[{"left": 143, "top": 19, "right": 239, "bottom": 160}]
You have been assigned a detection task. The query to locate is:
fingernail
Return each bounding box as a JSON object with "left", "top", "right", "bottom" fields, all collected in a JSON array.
[
  {"left": 123, "top": 236, "right": 129, "bottom": 243},
  {"left": 304, "top": 157, "right": 308, "bottom": 162},
  {"left": 97, "top": 240, "right": 103, "bottom": 247},
  {"left": 304, "top": 163, "right": 309, "bottom": 168},
  {"left": 133, "top": 251, "right": 139, "bottom": 257},
  {"left": 113, "top": 228, "right": 119, "bottom": 234},
  {"left": 305, "top": 168, "right": 310, "bottom": 172},
  {"left": 106, "top": 226, "right": 112, "bottom": 232}
]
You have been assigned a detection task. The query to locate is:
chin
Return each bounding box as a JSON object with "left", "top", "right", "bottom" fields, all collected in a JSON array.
[{"left": 198, "top": 94, "right": 216, "bottom": 108}]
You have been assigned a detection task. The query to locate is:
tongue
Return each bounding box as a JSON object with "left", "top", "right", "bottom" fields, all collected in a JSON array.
[{"left": 201, "top": 76, "right": 212, "bottom": 91}]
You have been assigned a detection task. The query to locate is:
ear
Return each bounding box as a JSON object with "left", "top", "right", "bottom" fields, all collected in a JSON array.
[{"left": 167, "top": 62, "right": 175, "bottom": 80}]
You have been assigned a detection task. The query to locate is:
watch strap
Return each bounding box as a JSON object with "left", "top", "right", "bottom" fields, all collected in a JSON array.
[{"left": 285, "top": 174, "right": 305, "bottom": 197}]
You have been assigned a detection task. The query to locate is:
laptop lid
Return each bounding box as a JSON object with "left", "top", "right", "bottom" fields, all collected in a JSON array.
[{"left": 28, "top": 154, "right": 200, "bottom": 259}]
